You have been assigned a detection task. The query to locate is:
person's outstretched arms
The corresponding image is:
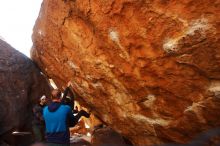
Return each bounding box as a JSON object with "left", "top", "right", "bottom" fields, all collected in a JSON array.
[
  {"left": 62, "top": 81, "right": 76, "bottom": 108},
  {"left": 68, "top": 88, "right": 75, "bottom": 108},
  {"left": 67, "top": 107, "right": 77, "bottom": 127},
  {"left": 62, "top": 87, "right": 70, "bottom": 102}
]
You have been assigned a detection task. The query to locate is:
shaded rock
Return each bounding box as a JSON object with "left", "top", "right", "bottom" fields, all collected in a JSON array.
[
  {"left": 91, "top": 127, "right": 131, "bottom": 146},
  {"left": 70, "top": 135, "right": 91, "bottom": 146},
  {"left": 156, "top": 128, "right": 220, "bottom": 146},
  {"left": 31, "top": 0, "right": 220, "bottom": 145},
  {"left": 0, "top": 39, "right": 50, "bottom": 144}
]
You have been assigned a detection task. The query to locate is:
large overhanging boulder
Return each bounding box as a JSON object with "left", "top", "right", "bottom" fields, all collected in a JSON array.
[
  {"left": 0, "top": 39, "right": 50, "bottom": 138},
  {"left": 31, "top": 0, "right": 220, "bottom": 145}
]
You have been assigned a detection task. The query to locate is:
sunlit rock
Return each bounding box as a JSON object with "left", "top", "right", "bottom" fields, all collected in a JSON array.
[{"left": 31, "top": 0, "right": 220, "bottom": 145}]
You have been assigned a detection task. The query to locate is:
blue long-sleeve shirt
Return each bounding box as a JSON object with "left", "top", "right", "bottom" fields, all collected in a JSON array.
[{"left": 43, "top": 102, "right": 75, "bottom": 144}]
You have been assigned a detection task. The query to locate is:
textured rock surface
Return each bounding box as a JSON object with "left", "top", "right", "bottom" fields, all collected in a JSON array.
[
  {"left": 70, "top": 135, "right": 91, "bottom": 146},
  {"left": 31, "top": 0, "right": 220, "bottom": 145},
  {"left": 91, "top": 127, "right": 130, "bottom": 146},
  {"left": 0, "top": 40, "right": 50, "bottom": 137}
]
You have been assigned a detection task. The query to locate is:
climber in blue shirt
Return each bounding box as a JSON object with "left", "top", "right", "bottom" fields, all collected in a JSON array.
[
  {"left": 43, "top": 82, "right": 90, "bottom": 146},
  {"left": 43, "top": 89, "right": 75, "bottom": 146}
]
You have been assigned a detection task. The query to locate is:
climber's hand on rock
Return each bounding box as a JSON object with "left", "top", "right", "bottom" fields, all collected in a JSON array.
[{"left": 67, "top": 81, "right": 72, "bottom": 87}]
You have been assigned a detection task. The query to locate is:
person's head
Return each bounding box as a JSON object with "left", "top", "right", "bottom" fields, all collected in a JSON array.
[
  {"left": 39, "top": 95, "right": 47, "bottom": 105},
  {"left": 51, "top": 89, "right": 61, "bottom": 100}
]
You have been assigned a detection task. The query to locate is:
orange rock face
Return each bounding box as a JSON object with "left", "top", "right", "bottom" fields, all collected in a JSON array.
[{"left": 31, "top": 0, "right": 220, "bottom": 145}]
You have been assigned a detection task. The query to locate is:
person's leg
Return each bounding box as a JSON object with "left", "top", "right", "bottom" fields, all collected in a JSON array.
[
  {"left": 74, "top": 110, "right": 90, "bottom": 122},
  {"left": 39, "top": 125, "right": 45, "bottom": 141},
  {"left": 32, "top": 125, "right": 43, "bottom": 142}
]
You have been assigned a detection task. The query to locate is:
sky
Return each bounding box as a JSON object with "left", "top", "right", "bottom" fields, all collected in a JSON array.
[{"left": 0, "top": 0, "right": 43, "bottom": 57}]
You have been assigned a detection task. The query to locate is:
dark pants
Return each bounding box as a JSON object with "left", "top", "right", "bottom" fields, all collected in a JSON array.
[
  {"left": 69, "top": 110, "right": 90, "bottom": 127},
  {"left": 74, "top": 110, "right": 90, "bottom": 122},
  {"left": 32, "top": 125, "right": 45, "bottom": 142}
]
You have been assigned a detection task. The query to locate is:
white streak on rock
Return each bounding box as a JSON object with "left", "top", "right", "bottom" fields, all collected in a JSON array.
[
  {"left": 91, "top": 82, "right": 105, "bottom": 91},
  {"left": 38, "top": 30, "right": 42, "bottom": 35},
  {"left": 37, "top": 29, "right": 45, "bottom": 37},
  {"left": 109, "top": 28, "right": 130, "bottom": 60},
  {"left": 109, "top": 29, "right": 119, "bottom": 42},
  {"left": 208, "top": 81, "right": 220, "bottom": 97},
  {"left": 109, "top": 64, "right": 114, "bottom": 68},
  {"left": 142, "top": 94, "right": 156, "bottom": 107},
  {"left": 85, "top": 75, "right": 93, "bottom": 80},
  {"left": 103, "top": 114, "right": 111, "bottom": 123},
  {"left": 184, "top": 101, "right": 206, "bottom": 123},
  {"left": 130, "top": 114, "right": 170, "bottom": 126},
  {"left": 184, "top": 102, "right": 205, "bottom": 112},
  {"left": 49, "top": 79, "right": 58, "bottom": 89},
  {"left": 67, "top": 60, "right": 80, "bottom": 70},
  {"left": 208, "top": 81, "right": 220, "bottom": 92},
  {"left": 81, "top": 80, "right": 89, "bottom": 89},
  {"left": 163, "top": 38, "right": 179, "bottom": 53},
  {"left": 186, "top": 18, "right": 211, "bottom": 36},
  {"left": 163, "top": 17, "right": 213, "bottom": 53}
]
